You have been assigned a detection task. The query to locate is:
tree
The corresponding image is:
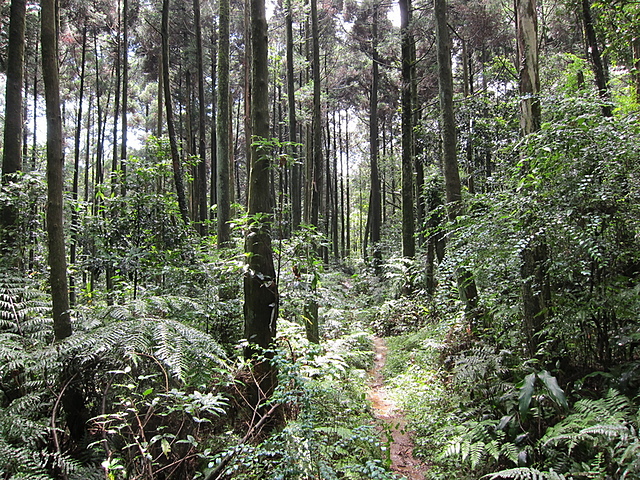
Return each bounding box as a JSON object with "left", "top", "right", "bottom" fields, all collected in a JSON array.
[
  {"left": 162, "top": 0, "right": 191, "bottom": 225},
  {"left": 217, "top": 0, "right": 232, "bottom": 246},
  {"left": 516, "top": 0, "right": 551, "bottom": 357},
  {"left": 369, "top": 0, "right": 383, "bottom": 268},
  {"left": 286, "top": 0, "right": 301, "bottom": 231},
  {"left": 193, "top": 0, "right": 208, "bottom": 235},
  {"left": 516, "top": 0, "right": 541, "bottom": 134},
  {"left": 244, "top": 0, "right": 279, "bottom": 401},
  {"left": 121, "top": 0, "right": 129, "bottom": 193},
  {"left": 435, "top": 0, "right": 479, "bottom": 319},
  {"left": 581, "top": 0, "right": 613, "bottom": 117},
  {"left": 1, "top": 0, "right": 27, "bottom": 253},
  {"left": 400, "top": 0, "right": 415, "bottom": 259},
  {"left": 42, "top": 0, "right": 72, "bottom": 341}
]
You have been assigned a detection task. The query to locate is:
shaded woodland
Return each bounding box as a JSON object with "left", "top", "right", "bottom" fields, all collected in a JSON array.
[{"left": 1, "top": 0, "right": 640, "bottom": 477}]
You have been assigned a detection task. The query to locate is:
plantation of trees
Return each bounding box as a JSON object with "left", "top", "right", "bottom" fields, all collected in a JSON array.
[{"left": 1, "top": 0, "right": 639, "bottom": 477}]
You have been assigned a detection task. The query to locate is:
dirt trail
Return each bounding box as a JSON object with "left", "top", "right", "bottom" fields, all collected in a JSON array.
[{"left": 368, "top": 337, "right": 428, "bottom": 480}]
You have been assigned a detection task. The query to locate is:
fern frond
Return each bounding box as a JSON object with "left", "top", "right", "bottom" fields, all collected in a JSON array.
[{"left": 484, "top": 467, "right": 567, "bottom": 480}]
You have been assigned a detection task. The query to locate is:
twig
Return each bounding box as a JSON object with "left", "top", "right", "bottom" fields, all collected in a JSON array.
[
  {"left": 204, "top": 401, "right": 280, "bottom": 480},
  {"left": 50, "top": 373, "right": 78, "bottom": 480}
]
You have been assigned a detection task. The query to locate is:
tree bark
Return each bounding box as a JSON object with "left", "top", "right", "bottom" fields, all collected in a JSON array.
[
  {"left": 581, "top": 0, "right": 612, "bottom": 117},
  {"left": 400, "top": 0, "right": 415, "bottom": 259},
  {"left": 435, "top": 0, "right": 480, "bottom": 319},
  {"left": 286, "top": 0, "right": 301, "bottom": 231},
  {"left": 244, "top": 0, "right": 278, "bottom": 402},
  {"left": 217, "top": 0, "right": 232, "bottom": 246},
  {"left": 2, "top": 0, "right": 26, "bottom": 181},
  {"left": 121, "top": 0, "right": 129, "bottom": 193},
  {"left": 310, "top": 0, "right": 323, "bottom": 230},
  {"left": 369, "top": 1, "right": 382, "bottom": 269},
  {"left": 1, "top": 0, "right": 27, "bottom": 253},
  {"left": 42, "top": 0, "right": 72, "bottom": 341},
  {"left": 162, "top": 0, "right": 191, "bottom": 225},
  {"left": 516, "top": 0, "right": 541, "bottom": 134},
  {"left": 70, "top": 24, "right": 88, "bottom": 307},
  {"left": 193, "top": 0, "right": 208, "bottom": 235}
]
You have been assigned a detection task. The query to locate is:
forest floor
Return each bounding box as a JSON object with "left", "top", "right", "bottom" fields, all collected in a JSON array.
[{"left": 368, "top": 337, "right": 429, "bottom": 480}]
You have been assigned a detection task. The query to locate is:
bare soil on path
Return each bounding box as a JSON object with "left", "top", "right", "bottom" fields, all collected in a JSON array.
[{"left": 368, "top": 337, "right": 428, "bottom": 480}]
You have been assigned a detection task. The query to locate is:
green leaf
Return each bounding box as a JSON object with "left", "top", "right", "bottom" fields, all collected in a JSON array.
[
  {"left": 519, "top": 373, "right": 536, "bottom": 416},
  {"left": 161, "top": 438, "right": 171, "bottom": 456},
  {"left": 538, "top": 371, "right": 568, "bottom": 410}
]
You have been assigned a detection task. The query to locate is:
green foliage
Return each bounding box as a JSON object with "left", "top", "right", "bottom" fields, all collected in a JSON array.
[{"left": 204, "top": 320, "right": 398, "bottom": 480}]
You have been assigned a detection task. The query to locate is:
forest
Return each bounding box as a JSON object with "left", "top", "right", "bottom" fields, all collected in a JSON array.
[{"left": 1, "top": 0, "right": 639, "bottom": 477}]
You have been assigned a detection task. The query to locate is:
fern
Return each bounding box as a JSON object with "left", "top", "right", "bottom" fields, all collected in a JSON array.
[
  {"left": 540, "top": 389, "right": 640, "bottom": 478},
  {"left": 484, "top": 467, "right": 567, "bottom": 480}
]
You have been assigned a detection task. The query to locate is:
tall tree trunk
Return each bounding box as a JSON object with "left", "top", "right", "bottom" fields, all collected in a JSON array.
[
  {"left": 1, "top": 0, "right": 27, "bottom": 254},
  {"left": 157, "top": 54, "right": 164, "bottom": 136},
  {"left": 193, "top": 0, "right": 208, "bottom": 235},
  {"left": 112, "top": 0, "right": 121, "bottom": 181},
  {"left": 369, "top": 1, "right": 382, "bottom": 269},
  {"left": 310, "top": 0, "right": 323, "bottom": 230},
  {"left": 400, "top": 0, "right": 415, "bottom": 259},
  {"left": 244, "top": 0, "right": 278, "bottom": 402},
  {"left": 210, "top": 31, "right": 218, "bottom": 214},
  {"left": 516, "top": 0, "right": 541, "bottom": 134},
  {"left": 304, "top": 0, "right": 323, "bottom": 342},
  {"left": 244, "top": 0, "right": 252, "bottom": 188},
  {"left": 162, "top": 0, "right": 190, "bottom": 225},
  {"left": 580, "top": 0, "right": 612, "bottom": 117},
  {"left": 435, "top": 0, "right": 479, "bottom": 319},
  {"left": 70, "top": 24, "right": 88, "bottom": 307},
  {"left": 42, "top": 0, "right": 71, "bottom": 340},
  {"left": 217, "top": 0, "right": 232, "bottom": 246},
  {"left": 286, "top": 0, "right": 301, "bottom": 231},
  {"left": 120, "top": 0, "right": 128, "bottom": 193},
  {"left": 32, "top": 34, "right": 39, "bottom": 171},
  {"left": 517, "top": 0, "right": 551, "bottom": 357}
]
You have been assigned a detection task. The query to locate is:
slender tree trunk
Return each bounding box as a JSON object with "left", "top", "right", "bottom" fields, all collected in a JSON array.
[
  {"left": 345, "top": 114, "right": 351, "bottom": 255},
  {"left": 217, "top": 0, "right": 231, "bottom": 246},
  {"left": 244, "top": 0, "right": 253, "bottom": 183},
  {"left": 32, "top": 35, "right": 39, "bottom": 171},
  {"left": 286, "top": 0, "right": 301, "bottom": 230},
  {"left": 400, "top": 0, "right": 415, "bottom": 259},
  {"left": 244, "top": 0, "right": 279, "bottom": 402},
  {"left": 120, "top": 0, "right": 128, "bottom": 193},
  {"left": 94, "top": 31, "right": 105, "bottom": 198},
  {"left": 210, "top": 32, "right": 218, "bottom": 214},
  {"left": 193, "top": 0, "right": 208, "bottom": 235},
  {"left": 70, "top": 24, "right": 88, "bottom": 307},
  {"left": 42, "top": 0, "right": 71, "bottom": 340},
  {"left": 157, "top": 55, "right": 164, "bottom": 136},
  {"left": 369, "top": 1, "right": 382, "bottom": 269},
  {"left": 580, "top": 0, "right": 612, "bottom": 117},
  {"left": 310, "top": 0, "right": 323, "bottom": 230},
  {"left": 112, "top": 1, "right": 121, "bottom": 181},
  {"left": 633, "top": 39, "right": 640, "bottom": 106},
  {"left": 1, "top": 0, "right": 27, "bottom": 254},
  {"left": 162, "top": 0, "right": 190, "bottom": 225}
]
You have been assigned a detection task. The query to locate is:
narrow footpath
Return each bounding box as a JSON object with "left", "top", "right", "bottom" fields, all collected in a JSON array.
[{"left": 368, "top": 337, "right": 428, "bottom": 480}]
